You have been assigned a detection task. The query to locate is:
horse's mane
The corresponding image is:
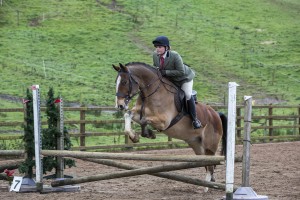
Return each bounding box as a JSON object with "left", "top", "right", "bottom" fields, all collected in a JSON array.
[
  {"left": 124, "top": 62, "right": 178, "bottom": 93},
  {"left": 125, "top": 62, "right": 157, "bottom": 73}
]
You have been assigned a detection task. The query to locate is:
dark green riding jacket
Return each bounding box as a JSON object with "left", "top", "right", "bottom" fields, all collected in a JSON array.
[{"left": 153, "top": 50, "right": 195, "bottom": 87}]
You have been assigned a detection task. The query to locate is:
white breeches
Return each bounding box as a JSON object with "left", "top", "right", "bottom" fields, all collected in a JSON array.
[{"left": 181, "top": 80, "right": 193, "bottom": 100}]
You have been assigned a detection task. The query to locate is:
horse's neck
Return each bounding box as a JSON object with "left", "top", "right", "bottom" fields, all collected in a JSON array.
[{"left": 131, "top": 67, "right": 157, "bottom": 89}]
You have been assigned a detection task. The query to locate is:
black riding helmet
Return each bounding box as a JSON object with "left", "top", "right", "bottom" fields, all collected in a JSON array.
[{"left": 152, "top": 36, "right": 170, "bottom": 47}]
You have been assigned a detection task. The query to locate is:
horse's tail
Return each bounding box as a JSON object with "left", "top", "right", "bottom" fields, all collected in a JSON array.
[{"left": 218, "top": 112, "right": 227, "bottom": 158}]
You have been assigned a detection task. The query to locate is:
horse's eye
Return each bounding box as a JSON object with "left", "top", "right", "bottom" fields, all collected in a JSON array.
[{"left": 121, "top": 80, "right": 127, "bottom": 85}]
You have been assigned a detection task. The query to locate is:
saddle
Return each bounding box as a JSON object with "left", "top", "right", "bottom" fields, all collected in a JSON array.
[
  {"left": 166, "top": 89, "right": 198, "bottom": 130},
  {"left": 174, "top": 89, "right": 198, "bottom": 112}
]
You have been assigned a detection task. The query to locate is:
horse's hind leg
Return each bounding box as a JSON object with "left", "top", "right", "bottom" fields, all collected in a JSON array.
[
  {"left": 188, "top": 140, "right": 216, "bottom": 193},
  {"left": 204, "top": 149, "right": 217, "bottom": 192}
]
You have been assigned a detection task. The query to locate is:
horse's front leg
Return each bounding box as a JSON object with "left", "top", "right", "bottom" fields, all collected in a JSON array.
[
  {"left": 131, "top": 111, "right": 156, "bottom": 139},
  {"left": 140, "top": 123, "right": 156, "bottom": 139},
  {"left": 124, "top": 111, "right": 139, "bottom": 143}
]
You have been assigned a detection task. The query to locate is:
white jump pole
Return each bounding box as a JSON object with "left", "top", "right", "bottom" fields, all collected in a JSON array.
[
  {"left": 225, "top": 82, "right": 239, "bottom": 200},
  {"left": 57, "top": 96, "right": 64, "bottom": 178},
  {"left": 32, "top": 85, "right": 43, "bottom": 191}
]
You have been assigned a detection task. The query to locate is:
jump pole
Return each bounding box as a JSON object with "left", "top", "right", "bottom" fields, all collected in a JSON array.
[
  {"left": 225, "top": 82, "right": 239, "bottom": 200},
  {"left": 56, "top": 96, "right": 64, "bottom": 178},
  {"left": 32, "top": 85, "right": 43, "bottom": 192},
  {"left": 42, "top": 150, "right": 226, "bottom": 162},
  {"left": 81, "top": 158, "right": 239, "bottom": 191},
  {"left": 51, "top": 160, "right": 222, "bottom": 187}
]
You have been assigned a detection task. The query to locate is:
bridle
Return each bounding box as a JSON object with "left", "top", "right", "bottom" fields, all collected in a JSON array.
[
  {"left": 116, "top": 71, "right": 140, "bottom": 106},
  {"left": 116, "top": 68, "right": 179, "bottom": 102},
  {"left": 116, "top": 69, "right": 163, "bottom": 119}
]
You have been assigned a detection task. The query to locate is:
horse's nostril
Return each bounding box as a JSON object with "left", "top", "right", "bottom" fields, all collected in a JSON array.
[{"left": 118, "top": 105, "right": 124, "bottom": 110}]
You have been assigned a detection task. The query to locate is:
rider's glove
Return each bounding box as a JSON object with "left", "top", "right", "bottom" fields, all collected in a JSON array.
[{"left": 160, "top": 70, "right": 166, "bottom": 76}]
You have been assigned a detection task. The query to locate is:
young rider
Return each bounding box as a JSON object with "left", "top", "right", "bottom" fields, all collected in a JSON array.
[{"left": 152, "top": 35, "right": 202, "bottom": 129}]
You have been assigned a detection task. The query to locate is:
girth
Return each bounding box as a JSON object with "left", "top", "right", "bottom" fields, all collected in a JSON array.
[{"left": 163, "top": 89, "right": 188, "bottom": 131}]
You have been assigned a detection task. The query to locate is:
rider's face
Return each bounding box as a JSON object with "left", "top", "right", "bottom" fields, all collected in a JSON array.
[{"left": 155, "top": 46, "right": 166, "bottom": 56}]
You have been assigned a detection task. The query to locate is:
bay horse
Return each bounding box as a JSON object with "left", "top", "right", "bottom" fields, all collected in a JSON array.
[{"left": 113, "top": 62, "right": 227, "bottom": 192}]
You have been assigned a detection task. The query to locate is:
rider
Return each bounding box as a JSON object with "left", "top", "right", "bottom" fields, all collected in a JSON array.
[{"left": 152, "top": 35, "right": 202, "bottom": 129}]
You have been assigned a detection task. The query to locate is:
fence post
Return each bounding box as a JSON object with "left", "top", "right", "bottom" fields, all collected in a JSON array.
[
  {"left": 268, "top": 104, "right": 273, "bottom": 141},
  {"left": 168, "top": 136, "right": 174, "bottom": 149},
  {"left": 242, "top": 96, "right": 252, "bottom": 187},
  {"left": 124, "top": 134, "right": 133, "bottom": 150},
  {"left": 80, "top": 106, "right": 86, "bottom": 151},
  {"left": 298, "top": 105, "right": 300, "bottom": 135},
  {"left": 236, "top": 107, "right": 241, "bottom": 140}
]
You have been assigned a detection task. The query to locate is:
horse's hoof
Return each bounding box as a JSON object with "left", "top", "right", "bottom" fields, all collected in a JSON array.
[
  {"left": 141, "top": 133, "right": 149, "bottom": 138},
  {"left": 130, "top": 135, "right": 139, "bottom": 143},
  {"left": 149, "top": 133, "right": 156, "bottom": 139},
  {"left": 204, "top": 187, "right": 209, "bottom": 193},
  {"left": 147, "top": 129, "right": 156, "bottom": 139}
]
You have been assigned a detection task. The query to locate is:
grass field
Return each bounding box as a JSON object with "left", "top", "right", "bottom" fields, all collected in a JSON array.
[{"left": 0, "top": 0, "right": 299, "bottom": 107}]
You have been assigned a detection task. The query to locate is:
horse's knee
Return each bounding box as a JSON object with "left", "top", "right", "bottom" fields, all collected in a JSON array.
[{"left": 141, "top": 128, "right": 156, "bottom": 139}]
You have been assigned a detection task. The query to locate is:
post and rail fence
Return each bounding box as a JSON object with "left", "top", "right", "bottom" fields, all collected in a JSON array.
[{"left": 0, "top": 104, "right": 299, "bottom": 151}]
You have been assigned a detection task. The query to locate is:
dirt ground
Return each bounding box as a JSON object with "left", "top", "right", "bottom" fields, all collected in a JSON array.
[{"left": 1, "top": 141, "right": 299, "bottom": 200}]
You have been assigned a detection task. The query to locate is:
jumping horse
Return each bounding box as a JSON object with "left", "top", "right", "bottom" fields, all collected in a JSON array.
[{"left": 113, "top": 62, "right": 227, "bottom": 192}]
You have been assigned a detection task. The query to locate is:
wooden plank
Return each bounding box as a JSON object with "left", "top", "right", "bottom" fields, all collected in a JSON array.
[
  {"left": 64, "top": 119, "right": 124, "bottom": 124},
  {"left": 237, "top": 124, "right": 300, "bottom": 131},
  {"left": 63, "top": 107, "right": 116, "bottom": 111},
  {"left": 0, "top": 121, "right": 24, "bottom": 126},
  {"left": 71, "top": 141, "right": 186, "bottom": 151},
  {"left": 81, "top": 158, "right": 238, "bottom": 191},
  {"left": 42, "top": 150, "right": 225, "bottom": 162},
  {"left": 251, "top": 115, "right": 300, "bottom": 120},
  {"left": 0, "top": 108, "right": 24, "bottom": 112},
  {"left": 251, "top": 135, "right": 300, "bottom": 140},
  {"left": 51, "top": 160, "right": 223, "bottom": 187},
  {"left": 0, "top": 150, "right": 25, "bottom": 157},
  {"left": 0, "top": 135, "right": 23, "bottom": 140}
]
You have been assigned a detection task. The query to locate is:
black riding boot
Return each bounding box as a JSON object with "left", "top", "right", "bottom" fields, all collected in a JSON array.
[{"left": 187, "top": 97, "right": 202, "bottom": 129}]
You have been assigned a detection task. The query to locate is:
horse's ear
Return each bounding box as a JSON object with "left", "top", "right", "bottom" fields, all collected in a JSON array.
[
  {"left": 119, "top": 63, "right": 129, "bottom": 72},
  {"left": 112, "top": 64, "right": 120, "bottom": 72}
]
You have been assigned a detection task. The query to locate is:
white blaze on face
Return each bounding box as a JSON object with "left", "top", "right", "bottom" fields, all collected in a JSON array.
[{"left": 115, "top": 75, "right": 121, "bottom": 108}]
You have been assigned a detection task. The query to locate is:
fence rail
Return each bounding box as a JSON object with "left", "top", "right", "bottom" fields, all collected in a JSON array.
[{"left": 1, "top": 105, "right": 299, "bottom": 151}]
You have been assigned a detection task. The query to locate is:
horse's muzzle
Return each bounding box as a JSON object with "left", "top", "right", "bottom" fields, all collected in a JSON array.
[{"left": 118, "top": 105, "right": 128, "bottom": 110}]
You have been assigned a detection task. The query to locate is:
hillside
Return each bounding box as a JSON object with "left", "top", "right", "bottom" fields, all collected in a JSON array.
[{"left": 0, "top": 0, "right": 299, "bottom": 108}]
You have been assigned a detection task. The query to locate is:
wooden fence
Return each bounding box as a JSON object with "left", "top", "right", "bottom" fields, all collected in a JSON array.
[{"left": 0, "top": 105, "right": 299, "bottom": 151}]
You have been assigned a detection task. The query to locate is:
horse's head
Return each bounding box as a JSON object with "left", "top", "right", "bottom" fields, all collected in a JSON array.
[{"left": 113, "top": 63, "right": 139, "bottom": 110}]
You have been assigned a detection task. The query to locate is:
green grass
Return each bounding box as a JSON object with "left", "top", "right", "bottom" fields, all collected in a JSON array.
[{"left": 0, "top": 0, "right": 299, "bottom": 107}]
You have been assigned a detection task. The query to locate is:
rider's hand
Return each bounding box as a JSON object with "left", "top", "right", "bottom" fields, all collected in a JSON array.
[{"left": 160, "top": 70, "right": 166, "bottom": 76}]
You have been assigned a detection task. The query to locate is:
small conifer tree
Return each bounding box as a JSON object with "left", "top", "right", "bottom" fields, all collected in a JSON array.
[
  {"left": 42, "top": 87, "right": 75, "bottom": 174},
  {"left": 19, "top": 89, "right": 35, "bottom": 178}
]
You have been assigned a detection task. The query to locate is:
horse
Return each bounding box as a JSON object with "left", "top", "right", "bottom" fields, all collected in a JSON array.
[{"left": 113, "top": 62, "right": 227, "bottom": 192}]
